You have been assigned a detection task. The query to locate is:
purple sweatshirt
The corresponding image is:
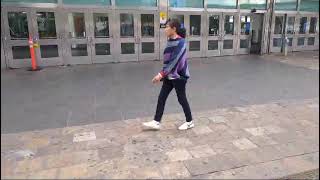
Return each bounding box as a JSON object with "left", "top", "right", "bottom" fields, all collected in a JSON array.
[{"left": 159, "top": 37, "right": 190, "bottom": 80}]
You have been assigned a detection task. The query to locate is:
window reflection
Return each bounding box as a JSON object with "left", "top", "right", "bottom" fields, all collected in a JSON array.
[
  {"left": 287, "top": 17, "right": 295, "bottom": 34},
  {"left": 274, "top": 16, "right": 283, "bottom": 34},
  {"left": 299, "top": 17, "right": 307, "bottom": 34},
  {"left": 68, "top": 13, "right": 86, "bottom": 38},
  {"left": 141, "top": 14, "right": 154, "bottom": 37},
  {"left": 8, "top": 12, "right": 29, "bottom": 39},
  {"left": 120, "top": 14, "right": 134, "bottom": 37},
  {"left": 37, "top": 12, "right": 57, "bottom": 39},
  {"left": 309, "top": 17, "right": 317, "bottom": 34},
  {"left": 190, "top": 15, "right": 201, "bottom": 36},
  {"left": 94, "top": 13, "right": 109, "bottom": 38},
  {"left": 240, "top": 15, "right": 251, "bottom": 35},
  {"left": 209, "top": 15, "right": 219, "bottom": 36},
  {"left": 224, "top": 15, "right": 234, "bottom": 35}
]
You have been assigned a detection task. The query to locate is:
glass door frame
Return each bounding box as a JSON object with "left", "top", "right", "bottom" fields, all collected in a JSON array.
[
  {"left": 61, "top": 8, "right": 92, "bottom": 65},
  {"left": 89, "top": 9, "right": 115, "bottom": 64},
  {"left": 221, "top": 12, "right": 238, "bottom": 56},
  {"left": 238, "top": 13, "right": 252, "bottom": 55},
  {"left": 270, "top": 14, "right": 285, "bottom": 53},
  {"left": 284, "top": 14, "right": 297, "bottom": 52},
  {"left": 205, "top": 12, "right": 222, "bottom": 57},
  {"left": 169, "top": 10, "right": 205, "bottom": 58},
  {"left": 31, "top": 8, "right": 64, "bottom": 67},
  {"left": 2, "top": 7, "right": 34, "bottom": 68},
  {"left": 294, "top": 14, "right": 309, "bottom": 51},
  {"left": 187, "top": 12, "right": 205, "bottom": 58},
  {"left": 114, "top": 10, "right": 139, "bottom": 62},
  {"left": 304, "top": 14, "right": 319, "bottom": 51},
  {"left": 138, "top": 10, "right": 160, "bottom": 61}
]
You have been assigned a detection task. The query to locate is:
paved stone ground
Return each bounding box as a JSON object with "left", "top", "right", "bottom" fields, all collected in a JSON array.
[
  {"left": 2, "top": 98, "right": 319, "bottom": 179},
  {"left": 280, "top": 169, "right": 319, "bottom": 179},
  {"left": 262, "top": 51, "right": 319, "bottom": 70}
]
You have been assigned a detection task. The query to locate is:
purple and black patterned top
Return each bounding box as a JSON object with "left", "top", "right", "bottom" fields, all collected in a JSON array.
[{"left": 159, "top": 36, "right": 190, "bottom": 80}]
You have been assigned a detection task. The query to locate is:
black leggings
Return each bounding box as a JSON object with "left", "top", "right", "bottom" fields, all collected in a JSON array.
[{"left": 154, "top": 78, "right": 193, "bottom": 122}]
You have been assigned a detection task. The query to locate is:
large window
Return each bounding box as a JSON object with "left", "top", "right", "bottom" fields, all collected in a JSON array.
[
  {"left": 170, "top": 0, "right": 203, "bottom": 8},
  {"left": 275, "top": 0, "right": 297, "bottom": 11},
  {"left": 239, "top": 0, "right": 266, "bottom": 9},
  {"left": 37, "top": 12, "right": 57, "bottom": 39},
  {"left": 8, "top": 12, "right": 29, "bottom": 40},
  {"left": 207, "top": 0, "right": 236, "bottom": 9},
  {"left": 63, "top": 0, "right": 111, "bottom": 5},
  {"left": 309, "top": 17, "right": 318, "bottom": 34},
  {"left": 300, "top": 0, "right": 319, "bottom": 12},
  {"left": 116, "top": 0, "right": 157, "bottom": 7}
]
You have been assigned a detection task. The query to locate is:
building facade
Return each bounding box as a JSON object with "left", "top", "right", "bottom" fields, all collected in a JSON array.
[{"left": 1, "top": 0, "right": 319, "bottom": 69}]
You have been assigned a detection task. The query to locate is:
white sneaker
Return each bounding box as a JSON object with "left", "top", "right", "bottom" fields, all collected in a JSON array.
[
  {"left": 143, "top": 120, "right": 161, "bottom": 130},
  {"left": 178, "top": 121, "right": 194, "bottom": 130}
]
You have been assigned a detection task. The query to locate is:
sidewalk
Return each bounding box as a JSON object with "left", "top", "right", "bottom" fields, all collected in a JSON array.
[
  {"left": 262, "top": 50, "right": 319, "bottom": 70},
  {"left": 2, "top": 98, "right": 319, "bottom": 179},
  {"left": 2, "top": 52, "right": 319, "bottom": 134}
]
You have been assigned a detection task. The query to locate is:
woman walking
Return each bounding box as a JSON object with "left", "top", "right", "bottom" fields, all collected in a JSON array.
[{"left": 143, "top": 19, "right": 193, "bottom": 130}]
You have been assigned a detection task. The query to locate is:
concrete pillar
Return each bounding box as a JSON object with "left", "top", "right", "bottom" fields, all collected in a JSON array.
[
  {"left": 1, "top": 38, "right": 6, "bottom": 70},
  {"left": 263, "top": 0, "right": 275, "bottom": 54},
  {"left": 1, "top": 8, "right": 7, "bottom": 70},
  {"left": 158, "top": 0, "right": 168, "bottom": 60}
]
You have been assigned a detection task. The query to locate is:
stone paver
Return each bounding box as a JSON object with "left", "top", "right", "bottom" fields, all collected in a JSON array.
[
  {"left": 184, "top": 153, "right": 238, "bottom": 176},
  {"left": 1, "top": 98, "right": 319, "bottom": 179},
  {"left": 170, "top": 137, "right": 193, "bottom": 147},
  {"left": 232, "top": 138, "right": 258, "bottom": 150},
  {"left": 160, "top": 162, "right": 191, "bottom": 179},
  {"left": 192, "top": 125, "right": 213, "bottom": 135},
  {"left": 208, "top": 115, "right": 227, "bottom": 123},
  {"left": 194, "top": 152, "right": 319, "bottom": 179},
  {"left": 244, "top": 126, "right": 268, "bottom": 136},
  {"left": 248, "top": 135, "right": 279, "bottom": 147},
  {"left": 188, "top": 144, "right": 217, "bottom": 158},
  {"left": 166, "top": 149, "right": 193, "bottom": 162},
  {"left": 73, "top": 131, "right": 97, "bottom": 142}
]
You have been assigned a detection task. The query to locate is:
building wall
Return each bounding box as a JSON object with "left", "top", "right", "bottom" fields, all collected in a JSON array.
[{"left": 0, "top": 0, "right": 318, "bottom": 69}]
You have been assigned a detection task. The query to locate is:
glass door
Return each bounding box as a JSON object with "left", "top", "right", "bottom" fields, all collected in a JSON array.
[
  {"left": 89, "top": 10, "right": 114, "bottom": 63},
  {"left": 238, "top": 14, "right": 252, "bottom": 54},
  {"left": 115, "top": 11, "right": 139, "bottom": 62},
  {"left": 270, "top": 14, "right": 285, "bottom": 53},
  {"left": 294, "top": 15, "right": 309, "bottom": 51},
  {"left": 31, "top": 9, "right": 64, "bottom": 66},
  {"left": 2, "top": 7, "right": 34, "bottom": 68},
  {"left": 221, "top": 13, "right": 237, "bottom": 56},
  {"left": 187, "top": 13, "right": 204, "bottom": 58},
  {"left": 284, "top": 15, "right": 296, "bottom": 52},
  {"left": 169, "top": 12, "right": 204, "bottom": 58},
  {"left": 206, "top": 13, "right": 222, "bottom": 57},
  {"left": 138, "top": 12, "right": 159, "bottom": 61},
  {"left": 62, "top": 9, "right": 92, "bottom": 65},
  {"left": 305, "top": 15, "right": 318, "bottom": 51}
]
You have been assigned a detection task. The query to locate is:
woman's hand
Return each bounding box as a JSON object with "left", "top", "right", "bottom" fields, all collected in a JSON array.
[{"left": 152, "top": 74, "right": 162, "bottom": 84}]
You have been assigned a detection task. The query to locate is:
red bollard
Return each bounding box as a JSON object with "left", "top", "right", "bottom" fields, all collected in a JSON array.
[{"left": 28, "top": 35, "right": 41, "bottom": 71}]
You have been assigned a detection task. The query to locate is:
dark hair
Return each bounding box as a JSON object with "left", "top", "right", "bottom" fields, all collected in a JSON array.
[{"left": 166, "top": 18, "right": 186, "bottom": 38}]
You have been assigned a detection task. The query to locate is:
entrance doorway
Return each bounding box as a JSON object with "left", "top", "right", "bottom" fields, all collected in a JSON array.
[
  {"left": 169, "top": 12, "right": 205, "bottom": 58},
  {"left": 250, "top": 13, "right": 264, "bottom": 54},
  {"left": 205, "top": 12, "right": 238, "bottom": 57}
]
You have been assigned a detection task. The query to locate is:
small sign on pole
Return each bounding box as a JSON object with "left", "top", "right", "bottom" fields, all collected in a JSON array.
[{"left": 160, "top": 11, "right": 167, "bottom": 28}]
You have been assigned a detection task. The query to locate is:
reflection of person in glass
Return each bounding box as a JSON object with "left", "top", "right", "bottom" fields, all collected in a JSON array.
[{"left": 143, "top": 19, "right": 194, "bottom": 131}]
